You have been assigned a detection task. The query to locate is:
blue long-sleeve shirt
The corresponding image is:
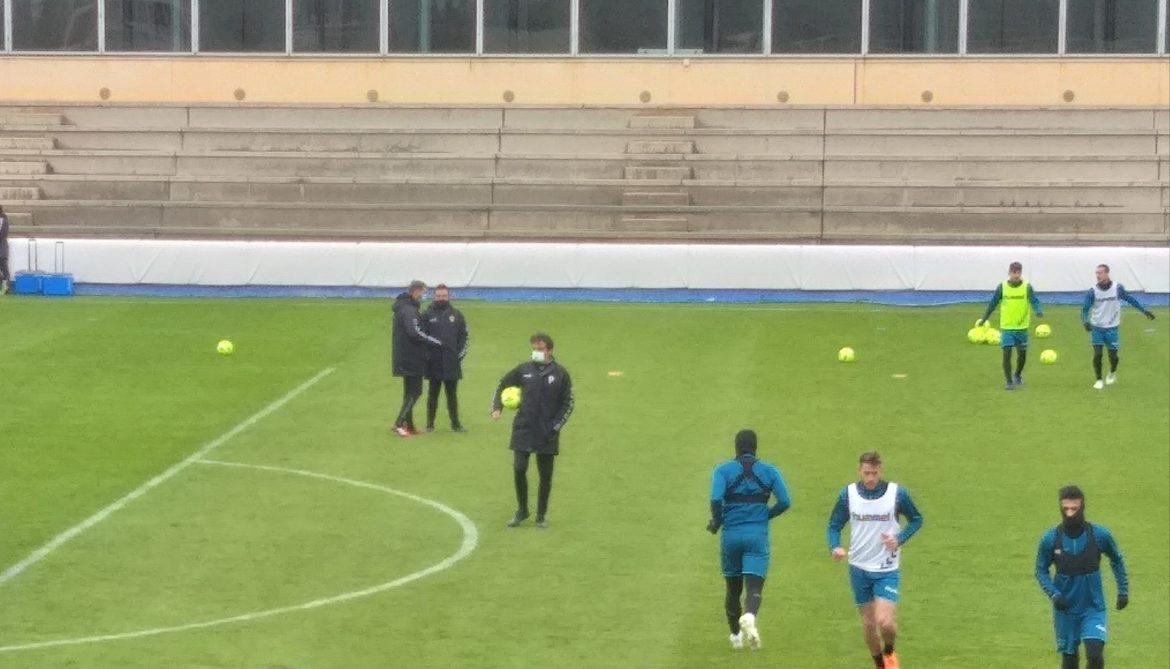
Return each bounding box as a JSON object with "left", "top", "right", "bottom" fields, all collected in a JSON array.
[
  {"left": 709, "top": 454, "right": 790, "bottom": 531},
  {"left": 980, "top": 282, "right": 1044, "bottom": 326},
  {"left": 826, "top": 481, "right": 923, "bottom": 550},
  {"left": 1081, "top": 282, "right": 1151, "bottom": 325},
  {"left": 1035, "top": 524, "right": 1128, "bottom": 612}
]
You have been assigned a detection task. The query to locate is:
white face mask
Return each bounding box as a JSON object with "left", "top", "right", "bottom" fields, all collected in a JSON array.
[{"left": 531, "top": 350, "right": 547, "bottom": 363}]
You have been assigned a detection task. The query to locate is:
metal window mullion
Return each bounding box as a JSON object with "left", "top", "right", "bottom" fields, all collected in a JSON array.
[
  {"left": 475, "top": 0, "right": 484, "bottom": 54},
  {"left": 958, "top": 0, "right": 968, "bottom": 54},
  {"left": 1159, "top": 0, "right": 1168, "bottom": 55},
  {"left": 191, "top": 0, "right": 199, "bottom": 53},
  {"left": 381, "top": 0, "right": 389, "bottom": 54},
  {"left": 4, "top": 0, "right": 12, "bottom": 53},
  {"left": 667, "top": 0, "right": 676, "bottom": 55},
  {"left": 1057, "top": 0, "right": 1067, "bottom": 54},
  {"left": 570, "top": 0, "right": 580, "bottom": 55},
  {"left": 285, "top": 0, "right": 293, "bottom": 54},
  {"left": 860, "top": 0, "right": 869, "bottom": 54},
  {"left": 762, "top": 0, "right": 772, "bottom": 54},
  {"left": 97, "top": 0, "right": 106, "bottom": 53}
]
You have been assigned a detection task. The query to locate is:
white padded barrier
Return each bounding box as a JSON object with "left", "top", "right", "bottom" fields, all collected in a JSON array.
[{"left": 8, "top": 239, "right": 1168, "bottom": 293}]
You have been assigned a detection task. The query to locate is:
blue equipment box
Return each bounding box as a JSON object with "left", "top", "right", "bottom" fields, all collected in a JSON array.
[
  {"left": 13, "top": 271, "right": 47, "bottom": 295},
  {"left": 42, "top": 273, "right": 75, "bottom": 297}
]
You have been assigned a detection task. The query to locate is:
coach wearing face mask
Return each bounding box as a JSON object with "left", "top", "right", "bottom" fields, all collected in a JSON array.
[{"left": 491, "top": 333, "right": 575, "bottom": 529}]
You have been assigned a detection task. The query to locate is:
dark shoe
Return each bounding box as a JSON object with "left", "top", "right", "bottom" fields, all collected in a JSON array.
[
  {"left": 425, "top": 426, "right": 435, "bottom": 433},
  {"left": 506, "top": 511, "right": 530, "bottom": 528},
  {"left": 1005, "top": 382, "right": 1015, "bottom": 391},
  {"left": 535, "top": 516, "right": 549, "bottom": 529},
  {"left": 452, "top": 425, "right": 467, "bottom": 433},
  {"left": 1014, "top": 374, "right": 1024, "bottom": 386}
]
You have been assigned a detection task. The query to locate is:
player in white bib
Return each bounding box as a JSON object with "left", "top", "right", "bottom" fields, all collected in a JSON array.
[
  {"left": 1081, "top": 264, "right": 1156, "bottom": 390},
  {"left": 827, "top": 452, "right": 924, "bottom": 669}
]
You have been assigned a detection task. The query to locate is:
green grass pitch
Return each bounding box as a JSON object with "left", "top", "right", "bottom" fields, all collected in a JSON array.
[{"left": 0, "top": 297, "right": 1166, "bottom": 668}]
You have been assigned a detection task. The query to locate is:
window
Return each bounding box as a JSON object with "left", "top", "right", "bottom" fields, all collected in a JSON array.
[
  {"left": 105, "top": 0, "right": 190, "bottom": 51},
  {"left": 12, "top": 0, "right": 98, "bottom": 51},
  {"left": 199, "top": 0, "right": 285, "bottom": 52},
  {"left": 1066, "top": 0, "right": 1158, "bottom": 53},
  {"left": 869, "top": 0, "right": 959, "bottom": 53},
  {"left": 771, "top": 0, "right": 861, "bottom": 54},
  {"left": 676, "top": 0, "right": 764, "bottom": 54},
  {"left": 967, "top": 0, "right": 1059, "bottom": 53},
  {"left": 293, "top": 0, "right": 379, "bottom": 52},
  {"left": 580, "top": 0, "right": 668, "bottom": 53},
  {"left": 483, "top": 0, "right": 570, "bottom": 53},
  {"left": 388, "top": 0, "right": 474, "bottom": 52}
]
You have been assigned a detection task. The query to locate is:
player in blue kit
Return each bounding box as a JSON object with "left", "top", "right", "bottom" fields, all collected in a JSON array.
[
  {"left": 827, "top": 451, "right": 924, "bottom": 669},
  {"left": 1081, "top": 263, "right": 1157, "bottom": 389},
  {"left": 706, "top": 430, "right": 791, "bottom": 651},
  {"left": 1036, "top": 486, "right": 1129, "bottom": 669}
]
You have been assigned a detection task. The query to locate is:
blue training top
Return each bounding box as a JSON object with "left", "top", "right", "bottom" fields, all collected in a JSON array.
[
  {"left": 709, "top": 454, "right": 790, "bottom": 530},
  {"left": 1035, "top": 524, "right": 1129, "bottom": 612},
  {"left": 1080, "top": 283, "right": 1150, "bottom": 326},
  {"left": 826, "top": 481, "right": 924, "bottom": 551}
]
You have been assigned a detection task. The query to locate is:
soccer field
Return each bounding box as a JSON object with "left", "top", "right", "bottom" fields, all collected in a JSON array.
[{"left": 1, "top": 297, "right": 1167, "bottom": 669}]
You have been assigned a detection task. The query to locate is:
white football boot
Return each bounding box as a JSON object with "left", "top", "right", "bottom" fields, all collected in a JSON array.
[
  {"left": 1093, "top": 379, "right": 1105, "bottom": 390},
  {"left": 1105, "top": 372, "right": 1117, "bottom": 386},
  {"left": 738, "top": 613, "right": 761, "bottom": 650},
  {"left": 729, "top": 631, "right": 745, "bottom": 650}
]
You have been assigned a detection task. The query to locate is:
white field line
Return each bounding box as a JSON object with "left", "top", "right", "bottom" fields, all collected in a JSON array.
[
  {"left": 0, "top": 367, "right": 335, "bottom": 589},
  {"left": 0, "top": 459, "right": 479, "bottom": 653}
]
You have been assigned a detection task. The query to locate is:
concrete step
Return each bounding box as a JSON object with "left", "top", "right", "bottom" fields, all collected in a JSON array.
[
  {"left": 625, "top": 140, "right": 695, "bottom": 154},
  {"left": 0, "top": 137, "right": 56, "bottom": 150},
  {"left": 625, "top": 166, "right": 693, "bottom": 180},
  {"left": 629, "top": 115, "right": 696, "bottom": 130},
  {"left": 0, "top": 186, "right": 41, "bottom": 200},
  {"left": 617, "top": 216, "right": 690, "bottom": 232},
  {"left": 0, "top": 113, "right": 65, "bottom": 127},
  {"left": 0, "top": 161, "right": 49, "bottom": 175},
  {"left": 4, "top": 211, "right": 32, "bottom": 228},
  {"left": 622, "top": 191, "right": 690, "bottom": 206}
]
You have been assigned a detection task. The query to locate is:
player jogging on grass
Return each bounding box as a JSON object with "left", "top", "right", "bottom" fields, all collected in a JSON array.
[
  {"left": 1035, "top": 485, "right": 1129, "bottom": 669},
  {"left": 978, "top": 260, "right": 1044, "bottom": 390},
  {"left": 706, "top": 429, "right": 790, "bottom": 651},
  {"left": 827, "top": 451, "right": 924, "bottom": 669},
  {"left": 1081, "top": 263, "right": 1156, "bottom": 390}
]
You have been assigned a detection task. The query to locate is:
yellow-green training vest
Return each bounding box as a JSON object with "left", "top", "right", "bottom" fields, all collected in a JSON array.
[{"left": 1000, "top": 280, "right": 1031, "bottom": 330}]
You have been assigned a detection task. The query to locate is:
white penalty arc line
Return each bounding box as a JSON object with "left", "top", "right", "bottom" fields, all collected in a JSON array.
[
  {"left": 0, "top": 460, "right": 479, "bottom": 653},
  {"left": 0, "top": 367, "right": 336, "bottom": 589}
]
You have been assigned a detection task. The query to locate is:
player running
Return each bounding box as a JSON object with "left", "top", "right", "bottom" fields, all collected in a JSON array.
[
  {"left": 706, "top": 429, "right": 791, "bottom": 651},
  {"left": 1035, "top": 486, "right": 1129, "bottom": 669},
  {"left": 827, "top": 451, "right": 924, "bottom": 669},
  {"left": 977, "top": 260, "right": 1044, "bottom": 390},
  {"left": 1081, "top": 263, "right": 1157, "bottom": 390}
]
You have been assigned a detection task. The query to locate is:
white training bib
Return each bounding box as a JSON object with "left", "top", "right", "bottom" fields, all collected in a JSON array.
[
  {"left": 847, "top": 482, "right": 901, "bottom": 573},
  {"left": 1090, "top": 283, "right": 1121, "bottom": 329}
]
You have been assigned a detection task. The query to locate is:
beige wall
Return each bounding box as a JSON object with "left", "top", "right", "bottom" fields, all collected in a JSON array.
[{"left": 0, "top": 56, "right": 1167, "bottom": 106}]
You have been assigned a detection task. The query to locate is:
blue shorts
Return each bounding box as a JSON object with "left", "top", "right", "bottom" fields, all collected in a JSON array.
[
  {"left": 1054, "top": 608, "right": 1108, "bottom": 654},
  {"left": 849, "top": 566, "right": 900, "bottom": 606},
  {"left": 1001, "top": 329, "right": 1029, "bottom": 349},
  {"left": 1091, "top": 326, "right": 1120, "bottom": 350},
  {"left": 720, "top": 530, "right": 770, "bottom": 578}
]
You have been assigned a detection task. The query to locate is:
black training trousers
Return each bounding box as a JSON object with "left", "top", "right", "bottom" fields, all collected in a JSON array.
[
  {"left": 426, "top": 379, "right": 461, "bottom": 429},
  {"left": 395, "top": 375, "right": 423, "bottom": 429},
  {"left": 513, "top": 450, "right": 555, "bottom": 517}
]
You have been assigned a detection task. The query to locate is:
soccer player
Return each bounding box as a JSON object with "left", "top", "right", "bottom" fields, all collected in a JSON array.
[
  {"left": 422, "top": 284, "right": 469, "bottom": 432},
  {"left": 491, "top": 333, "right": 574, "bottom": 528},
  {"left": 391, "top": 280, "right": 442, "bottom": 437},
  {"left": 1035, "top": 486, "right": 1129, "bottom": 669},
  {"left": 827, "top": 451, "right": 924, "bottom": 669},
  {"left": 978, "top": 260, "right": 1044, "bottom": 390},
  {"left": 706, "top": 430, "right": 791, "bottom": 651},
  {"left": 1081, "top": 263, "right": 1157, "bottom": 390}
]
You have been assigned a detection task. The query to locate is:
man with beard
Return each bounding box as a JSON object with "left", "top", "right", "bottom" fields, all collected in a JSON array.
[
  {"left": 392, "top": 280, "right": 442, "bottom": 437},
  {"left": 422, "top": 284, "right": 469, "bottom": 432},
  {"left": 1035, "top": 486, "right": 1129, "bottom": 669}
]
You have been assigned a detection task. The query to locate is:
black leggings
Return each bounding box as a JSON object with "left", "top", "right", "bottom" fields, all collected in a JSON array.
[
  {"left": 724, "top": 575, "right": 765, "bottom": 634},
  {"left": 1092, "top": 345, "right": 1119, "bottom": 380},
  {"left": 513, "top": 450, "right": 555, "bottom": 517},
  {"left": 1062, "top": 639, "right": 1104, "bottom": 669},
  {"left": 394, "top": 375, "right": 423, "bottom": 428},
  {"left": 426, "top": 379, "right": 460, "bottom": 428},
  {"left": 0, "top": 248, "right": 9, "bottom": 283},
  {"left": 1002, "top": 346, "right": 1027, "bottom": 382}
]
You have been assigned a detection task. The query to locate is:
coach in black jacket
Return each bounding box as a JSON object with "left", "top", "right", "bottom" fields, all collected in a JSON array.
[
  {"left": 422, "top": 284, "right": 469, "bottom": 432},
  {"left": 492, "top": 333, "right": 574, "bottom": 528},
  {"left": 392, "top": 280, "right": 441, "bottom": 437},
  {"left": 0, "top": 206, "right": 10, "bottom": 294}
]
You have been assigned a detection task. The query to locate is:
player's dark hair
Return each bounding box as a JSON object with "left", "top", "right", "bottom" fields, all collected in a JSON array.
[
  {"left": 1059, "top": 485, "right": 1085, "bottom": 502},
  {"left": 434, "top": 283, "right": 449, "bottom": 292},
  {"left": 858, "top": 451, "right": 882, "bottom": 467},
  {"left": 1009, "top": 261, "right": 1023, "bottom": 272},
  {"left": 735, "top": 429, "right": 757, "bottom": 456},
  {"left": 408, "top": 279, "right": 426, "bottom": 292},
  {"left": 1097, "top": 264, "right": 1110, "bottom": 273},
  {"left": 530, "top": 332, "right": 554, "bottom": 349}
]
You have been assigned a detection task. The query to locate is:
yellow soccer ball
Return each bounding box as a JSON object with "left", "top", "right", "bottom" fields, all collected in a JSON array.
[
  {"left": 501, "top": 386, "right": 522, "bottom": 410},
  {"left": 216, "top": 340, "right": 234, "bottom": 355},
  {"left": 1036, "top": 324, "right": 1052, "bottom": 338},
  {"left": 1040, "top": 349, "right": 1058, "bottom": 364},
  {"left": 983, "top": 328, "right": 1001, "bottom": 346},
  {"left": 838, "top": 347, "right": 856, "bottom": 363},
  {"left": 967, "top": 327, "right": 984, "bottom": 344}
]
